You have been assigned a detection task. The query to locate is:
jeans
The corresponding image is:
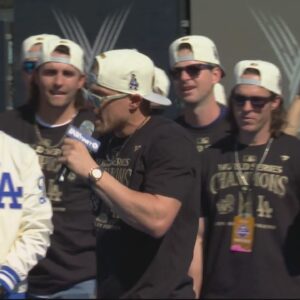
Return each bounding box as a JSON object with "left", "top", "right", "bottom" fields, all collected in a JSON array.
[{"left": 27, "top": 279, "right": 96, "bottom": 299}]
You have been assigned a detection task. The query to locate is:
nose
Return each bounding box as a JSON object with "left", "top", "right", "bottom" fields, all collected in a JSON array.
[
  {"left": 53, "top": 73, "right": 64, "bottom": 86},
  {"left": 241, "top": 100, "right": 255, "bottom": 112},
  {"left": 180, "top": 69, "right": 191, "bottom": 80}
]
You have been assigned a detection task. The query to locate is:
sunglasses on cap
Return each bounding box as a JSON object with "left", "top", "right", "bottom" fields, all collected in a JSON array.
[
  {"left": 22, "top": 60, "right": 38, "bottom": 74},
  {"left": 83, "top": 89, "right": 129, "bottom": 108},
  {"left": 232, "top": 94, "right": 275, "bottom": 109},
  {"left": 169, "top": 64, "right": 215, "bottom": 80}
]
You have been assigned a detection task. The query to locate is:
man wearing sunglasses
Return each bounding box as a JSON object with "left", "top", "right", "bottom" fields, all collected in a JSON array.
[
  {"left": 199, "top": 60, "right": 300, "bottom": 298},
  {"left": 59, "top": 49, "right": 200, "bottom": 299},
  {"left": 168, "top": 35, "right": 231, "bottom": 297},
  {"left": 0, "top": 38, "right": 97, "bottom": 298}
]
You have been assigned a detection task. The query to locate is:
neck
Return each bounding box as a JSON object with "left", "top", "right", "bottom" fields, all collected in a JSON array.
[
  {"left": 37, "top": 105, "right": 78, "bottom": 126},
  {"left": 115, "top": 114, "right": 151, "bottom": 138},
  {"left": 238, "top": 130, "right": 271, "bottom": 146},
  {"left": 183, "top": 98, "right": 221, "bottom": 127}
]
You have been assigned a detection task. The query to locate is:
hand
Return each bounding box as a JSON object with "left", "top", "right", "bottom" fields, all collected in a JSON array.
[{"left": 59, "top": 138, "right": 99, "bottom": 179}]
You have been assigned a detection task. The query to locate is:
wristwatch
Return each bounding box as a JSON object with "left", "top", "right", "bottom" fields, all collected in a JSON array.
[{"left": 88, "top": 166, "right": 104, "bottom": 183}]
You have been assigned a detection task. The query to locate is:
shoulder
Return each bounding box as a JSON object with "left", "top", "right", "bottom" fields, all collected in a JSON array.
[
  {"left": 273, "top": 133, "right": 300, "bottom": 153},
  {"left": 200, "top": 135, "right": 234, "bottom": 158},
  {"left": 274, "top": 133, "right": 300, "bottom": 146},
  {"left": 0, "top": 130, "right": 36, "bottom": 159},
  {"left": 0, "top": 104, "right": 34, "bottom": 119},
  {"left": 147, "top": 116, "right": 194, "bottom": 144},
  {"left": 0, "top": 104, "right": 35, "bottom": 126},
  {"left": 74, "top": 108, "right": 96, "bottom": 125}
]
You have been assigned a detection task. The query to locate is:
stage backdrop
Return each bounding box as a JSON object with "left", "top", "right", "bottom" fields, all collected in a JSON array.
[
  {"left": 0, "top": 21, "right": 5, "bottom": 112},
  {"left": 12, "top": 0, "right": 188, "bottom": 116},
  {"left": 190, "top": 0, "right": 300, "bottom": 105}
]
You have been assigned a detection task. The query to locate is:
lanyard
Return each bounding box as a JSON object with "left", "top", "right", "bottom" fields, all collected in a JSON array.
[{"left": 234, "top": 138, "right": 273, "bottom": 216}]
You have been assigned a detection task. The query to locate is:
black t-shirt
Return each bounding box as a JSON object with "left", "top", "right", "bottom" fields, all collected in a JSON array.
[
  {"left": 176, "top": 104, "right": 231, "bottom": 153},
  {"left": 94, "top": 115, "right": 199, "bottom": 299},
  {"left": 200, "top": 133, "right": 300, "bottom": 298},
  {"left": 0, "top": 105, "right": 97, "bottom": 294}
]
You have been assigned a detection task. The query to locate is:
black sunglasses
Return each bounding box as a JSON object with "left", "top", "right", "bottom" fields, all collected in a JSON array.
[
  {"left": 232, "top": 94, "right": 275, "bottom": 109},
  {"left": 169, "top": 64, "right": 214, "bottom": 80},
  {"left": 22, "top": 61, "right": 37, "bottom": 74}
]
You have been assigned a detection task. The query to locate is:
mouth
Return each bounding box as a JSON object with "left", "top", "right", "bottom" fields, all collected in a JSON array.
[
  {"left": 241, "top": 117, "right": 256, "bottom": 124},
  {"left": 50, "top": 90, "right": 66, "bottom": 96},
  {"left": 181, "top": 85, "right": 195, "bottom": 92}
]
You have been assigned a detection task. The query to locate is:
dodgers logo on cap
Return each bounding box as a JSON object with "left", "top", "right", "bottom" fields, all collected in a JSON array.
[{"left": 129, "top": 74, "right": 139, "bottom": 91}]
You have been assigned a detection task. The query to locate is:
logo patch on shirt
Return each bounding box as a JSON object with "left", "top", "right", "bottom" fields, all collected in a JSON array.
[
  {"left": 280, "top": 155, "right": 290, "bottom": 161},
  {"left": 243, "top": 155, "right": 257, "bottom": 163}
]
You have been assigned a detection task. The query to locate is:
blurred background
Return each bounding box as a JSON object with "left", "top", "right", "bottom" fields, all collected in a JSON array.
[{"left": 1, "top": 0, "right": 300, "bottom": 117}]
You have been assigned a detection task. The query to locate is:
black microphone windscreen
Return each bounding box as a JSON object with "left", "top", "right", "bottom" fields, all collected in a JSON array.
[{"left": 56, "top": 120, "right": 95, "bottom": 183}]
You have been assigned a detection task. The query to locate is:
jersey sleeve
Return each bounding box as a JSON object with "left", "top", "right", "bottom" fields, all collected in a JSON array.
[
  {"left": 143, "top": 128, "right": 199, "bottom": 205},
  {"left": 0, "top": 146, "right": 53, "bottom": 293}
]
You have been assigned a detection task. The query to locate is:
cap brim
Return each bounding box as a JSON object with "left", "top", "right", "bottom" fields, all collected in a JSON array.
[{"left": 143, "top": 92, "right": 172, "bottom": 106}]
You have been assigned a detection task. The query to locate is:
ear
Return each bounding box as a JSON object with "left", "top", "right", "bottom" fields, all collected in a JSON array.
[
  {"left": 128, "top": 94, "right": 143, "bottom": 110},
  {"left": 211, "top": 66, "right": 222, "bottom": 84},
  {"left": 271, "top": 96, "right": 281, "bottom": 111},
  {"left": 77, "top": 74, "right": 86, "bottom": 89}
]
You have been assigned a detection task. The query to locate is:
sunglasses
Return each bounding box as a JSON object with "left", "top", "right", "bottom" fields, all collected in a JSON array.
[
  {"left": 22, "top": 60, "right": 37, "bottom": 74},
  {"left": 83, "top": 89, "right": 128, "bottom": 108},
  {"left": 169, "top": 64, "right": 214, "bottom": 80},
  {"left": 232, "top": 94, "right": 275, "bottom": 109}
]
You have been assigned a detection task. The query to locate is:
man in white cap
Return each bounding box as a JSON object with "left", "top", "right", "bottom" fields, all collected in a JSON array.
[
  {"left": 199, "top": 60, "right": 300, "bottom": 298},
  {"left": 0, "top": 38, "right": 97, "bottom": 298},
  {"left": 168, "top": 35, "right": 231, "bottom": 297},
  {"left": 60, "top": 49, "right": 200, "bottom": 298},
  {"left": 21, "top": 34, "right": 60, "bottom": 91},
  {"left": 169, "top": 35, "right": 230, "bottom": 152}
]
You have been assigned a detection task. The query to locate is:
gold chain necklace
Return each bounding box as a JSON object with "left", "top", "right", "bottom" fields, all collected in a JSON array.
[{"left": 34, "top": 115, "right": 76, "bottom": 148}]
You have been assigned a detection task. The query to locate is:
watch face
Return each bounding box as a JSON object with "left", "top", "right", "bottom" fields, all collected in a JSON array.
[{"left": 92, "top": 168, "right": 102, "bottom": 179}]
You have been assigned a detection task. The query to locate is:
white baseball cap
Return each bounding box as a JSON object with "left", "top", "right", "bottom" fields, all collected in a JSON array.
[
  {"left": 169, "top": 35, "right": 225, "bottom": 76},
  {"left": 153, "top": 67, "right": 170, "bottom": 97},
  {"left": 93, "top": 49, "right": 172, "bottom": 106},
  {"left": 22, "top": 34, "right": 60, "bottom": 61},
  {"left": 214, "top": 83, "right": 227, "bottom": 106},
  {"left": 37, "top": 38, "right": 85, "bottom": 73},
  {"left": 234, "top": 60, "right": 282, "bottom": 96}
]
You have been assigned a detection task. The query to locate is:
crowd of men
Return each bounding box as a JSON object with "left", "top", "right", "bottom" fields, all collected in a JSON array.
[{"left": 1, "top": 31, "right": 300, "bottom": 299}]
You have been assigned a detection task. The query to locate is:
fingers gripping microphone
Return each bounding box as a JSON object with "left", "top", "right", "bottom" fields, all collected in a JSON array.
[{"left": 56, "top": 120, "right": 100, "bottom": 183}]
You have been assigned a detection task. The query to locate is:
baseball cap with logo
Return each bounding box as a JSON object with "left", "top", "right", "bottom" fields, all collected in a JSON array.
[
  {"left": 169, "top": 35, "right": 225, "bottom": 76},
  {"left": 92, "top": 49, "right": 171, "bottom": 106},
  {"left": 37, "top": 38, "right": 85, "bottom": 74},
  {"left": 234, "top": 60, "right": 282, "bottom": 96},
  {"left": 22, "top": 34, "right": 60, "bottom": 61}
]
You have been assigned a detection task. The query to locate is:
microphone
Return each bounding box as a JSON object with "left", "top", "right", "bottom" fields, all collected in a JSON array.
[{"left": 56, "top": 120, "right": 100, "bottom": 183}]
